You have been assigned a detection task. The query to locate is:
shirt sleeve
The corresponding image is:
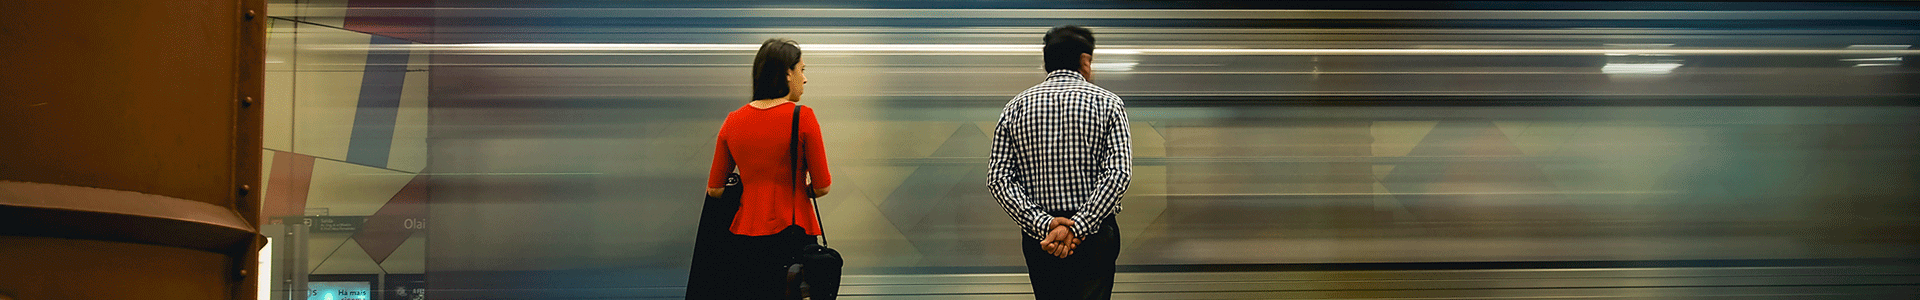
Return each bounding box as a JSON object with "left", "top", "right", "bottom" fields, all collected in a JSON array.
[
  {"left": 1069, "top": 99, "right": 1132, "bottom": 238},
  {"left": 988, "top": 104, "right": 1054, "bottom": 239},
  {"left": 707, "top": 126, "right": 736, "bottom": 189},
  {"left": 801, "top": 106, "right": 830, "bottom": 190}
]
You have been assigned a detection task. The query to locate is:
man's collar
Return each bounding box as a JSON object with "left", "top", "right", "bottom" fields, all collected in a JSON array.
[{"left": 1046, "top": 69, "right": 1086, "bottom": 81}]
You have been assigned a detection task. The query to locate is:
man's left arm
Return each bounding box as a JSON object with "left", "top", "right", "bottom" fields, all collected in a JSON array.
[{"left": 1069, "top": 100, "right": 1132, "bottom": 238}]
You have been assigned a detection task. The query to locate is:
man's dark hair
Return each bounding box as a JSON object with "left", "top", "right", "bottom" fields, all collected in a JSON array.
[
  {"left": 1043, "top": 25, "right": 1095, "bottom": 72},
  {"left": 751, "top": 38, "right": 802, "bottom": 100}
]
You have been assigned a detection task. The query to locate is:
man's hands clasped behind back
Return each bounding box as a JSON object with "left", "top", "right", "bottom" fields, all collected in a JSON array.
[{"left": 1040, "top": 217, "right": 1080, "bottom": 258}]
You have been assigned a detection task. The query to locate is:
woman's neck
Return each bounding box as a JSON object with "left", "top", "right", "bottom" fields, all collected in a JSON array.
[{"left": 748, "top": 98, "right": 793, "bottom": 109}]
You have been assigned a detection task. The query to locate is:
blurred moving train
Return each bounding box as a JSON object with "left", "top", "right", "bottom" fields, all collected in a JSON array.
[{"left": 262, "top": 0, "right": 1920, "bottom": 298}]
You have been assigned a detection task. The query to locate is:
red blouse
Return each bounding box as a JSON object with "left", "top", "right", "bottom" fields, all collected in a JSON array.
[{"left": 708, "top": 102, "right": 830, "bottom": 236}]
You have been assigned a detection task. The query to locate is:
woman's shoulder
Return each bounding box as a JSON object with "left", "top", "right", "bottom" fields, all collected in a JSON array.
[
  {"left": 717, "top": 105, "right": 753, "bottom": 131},
  {"left": 722, "top": 103, "right": 759, "bottom": 118}
]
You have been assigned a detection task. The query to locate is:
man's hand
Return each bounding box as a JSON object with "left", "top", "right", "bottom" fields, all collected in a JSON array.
[
  {"left": 1048, "top": 217, "right": 1075, "bottom": 234},
  {"left": 1040, "top": 217, "right": 1080, "bottom": 258},
  {"left": 1043, "top": 226, "right": 1078, "bottom": 258},
  {"left": 706, "top": 187, "right": 725, "bottom": 198}
]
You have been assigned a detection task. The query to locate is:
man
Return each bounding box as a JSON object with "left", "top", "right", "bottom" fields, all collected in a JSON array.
[{"left": 988, "top": 25, "right": 1132, "bottom": 300}]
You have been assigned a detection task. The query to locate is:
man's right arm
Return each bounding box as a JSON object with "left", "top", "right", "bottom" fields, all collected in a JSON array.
[{"left": 988, "top": 107, "right": 1053, "bottom": 238}]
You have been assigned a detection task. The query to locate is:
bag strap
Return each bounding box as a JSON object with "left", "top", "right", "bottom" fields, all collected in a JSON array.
[{"left": 789, "top": 104, "right": 828, "bottom": 247}]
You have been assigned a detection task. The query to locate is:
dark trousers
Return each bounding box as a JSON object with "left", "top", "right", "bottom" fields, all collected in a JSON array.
[
  {"left": 1021, "top": 217, "right": 1119, "bottom": 300},
  {"left": 719, "top": 225, "right": 816, "bottom": 299}
]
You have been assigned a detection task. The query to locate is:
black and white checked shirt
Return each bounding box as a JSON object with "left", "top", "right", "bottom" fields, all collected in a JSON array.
[{"left": 989, "top": 69, "right": 1132, "bottom": 240}]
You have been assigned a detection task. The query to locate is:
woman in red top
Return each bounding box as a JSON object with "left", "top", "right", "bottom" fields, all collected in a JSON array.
[{"left": 705, "top": 38, "right": 831, "bottom": 297}]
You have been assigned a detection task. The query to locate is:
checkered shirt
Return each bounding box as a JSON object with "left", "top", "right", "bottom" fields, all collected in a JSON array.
[{"left": 989, "top": 69, "right": 1132, "bottom": 240}]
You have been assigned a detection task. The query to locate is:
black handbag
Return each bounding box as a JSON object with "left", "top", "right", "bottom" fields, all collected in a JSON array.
[{"left": 784, "top": 104, "right": 843, "bottom": 300}]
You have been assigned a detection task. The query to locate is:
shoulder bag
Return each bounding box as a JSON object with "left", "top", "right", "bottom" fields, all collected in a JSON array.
[{"left": 785, "top": 104, "right": 843, "bottom": 300}]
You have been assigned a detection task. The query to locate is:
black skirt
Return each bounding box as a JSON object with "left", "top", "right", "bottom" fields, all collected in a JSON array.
[{"left": 688, "top": 184, "right": 815, "bottom": 299}]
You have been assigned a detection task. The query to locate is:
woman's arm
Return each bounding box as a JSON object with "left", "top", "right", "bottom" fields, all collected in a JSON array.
[
  {"left": 707, "top": 134, "right": 733, "bottom": 198},
  {"left": 801, "top": 106, "right": 831, "bottom": 197}
]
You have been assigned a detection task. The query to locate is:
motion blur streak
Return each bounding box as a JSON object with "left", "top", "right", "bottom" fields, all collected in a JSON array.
[
  {"left": 372, "top": 43, "right": 1920, "bottom": 56},
  {"left": 264, "top": 0, "right": 1920, "bottom": 298}
]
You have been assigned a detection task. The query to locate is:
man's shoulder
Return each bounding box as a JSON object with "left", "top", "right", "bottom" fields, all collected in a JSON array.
[
  {"left": 1006, "top": 77, "right": 1124, "bottom": 110},
  {"left": 1087, "top": 83, "right": 1122, "bottom": 101},
  {"left": 1017, "top": 80, "right": 1117, "bottom": 98},
  {"left": 1069, "top": 82, "right": 1124, "bottom": 108},
  {"left": 1004, "top": 81, "right": 1058, "bottom": 108}
]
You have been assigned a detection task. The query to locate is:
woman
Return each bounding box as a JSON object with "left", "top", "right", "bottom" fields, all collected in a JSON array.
[{"left": 704, "top": 38, "right": 831, "bottom": 298}]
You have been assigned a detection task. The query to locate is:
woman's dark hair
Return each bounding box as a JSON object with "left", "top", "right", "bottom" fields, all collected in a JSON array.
[
  {"left": 1043, "top": 25, "right": 1095, "bottom": 72},
  {"left": 751, "top": 38, "right": 802, "bottom": 100}
]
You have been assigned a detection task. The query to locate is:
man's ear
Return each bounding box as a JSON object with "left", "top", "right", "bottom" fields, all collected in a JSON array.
[{"left": 1079, "top": 53, "right": 1095, "bottom": 80}]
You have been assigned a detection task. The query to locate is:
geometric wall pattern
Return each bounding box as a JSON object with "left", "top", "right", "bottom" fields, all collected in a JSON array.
[{"left": 260, "top": 5, "right": 430, "bottom": 275}]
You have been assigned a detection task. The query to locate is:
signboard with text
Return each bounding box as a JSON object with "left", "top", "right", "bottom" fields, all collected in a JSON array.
[{"left": 272, "top": 216, "right": 367, "bottom": 233}]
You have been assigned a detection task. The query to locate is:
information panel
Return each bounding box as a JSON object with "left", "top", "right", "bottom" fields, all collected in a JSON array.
[{"left": 307, "top": 281, "right": 371, "bottom": 300}]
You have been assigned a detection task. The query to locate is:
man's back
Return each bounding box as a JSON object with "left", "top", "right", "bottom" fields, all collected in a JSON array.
[{"left": 989, "top": 69, "right": 1132, "bottom": 240}]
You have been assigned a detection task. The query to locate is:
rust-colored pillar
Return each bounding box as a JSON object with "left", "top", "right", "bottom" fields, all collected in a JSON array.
[{"left": 0, "top": 0, "right": 267, "bottom": 299}]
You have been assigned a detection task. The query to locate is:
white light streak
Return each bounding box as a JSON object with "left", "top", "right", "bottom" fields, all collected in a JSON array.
[
  {"left": 1092, "top": 62, "right": 1138, "bottom": 72},
  {"left": 1602, "top": 63, "right": 1683, "bottom": 74}
]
